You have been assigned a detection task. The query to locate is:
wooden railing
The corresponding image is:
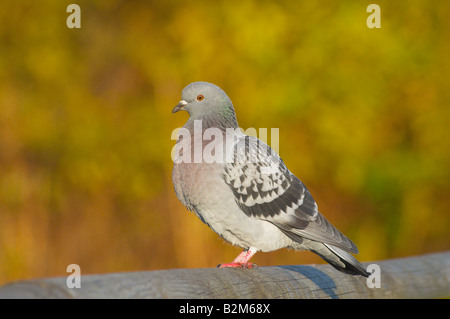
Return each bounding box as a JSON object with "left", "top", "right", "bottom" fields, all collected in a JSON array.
[{"left": 0, "top": 251, "right": 448, "bottom": 298}]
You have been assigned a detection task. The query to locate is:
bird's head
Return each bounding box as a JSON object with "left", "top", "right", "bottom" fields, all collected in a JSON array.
[{"left": 172, "top": 82, "right": 238, "bottom": 127}]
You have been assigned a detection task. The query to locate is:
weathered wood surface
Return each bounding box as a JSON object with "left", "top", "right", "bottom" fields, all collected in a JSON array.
[{"left": 0, "top": 251, "right": 448, "bottom": 299}]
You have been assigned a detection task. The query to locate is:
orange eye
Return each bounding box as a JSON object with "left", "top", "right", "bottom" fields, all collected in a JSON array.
[{"left": 197, "top": 95, "right": 204, "bottom": 101}]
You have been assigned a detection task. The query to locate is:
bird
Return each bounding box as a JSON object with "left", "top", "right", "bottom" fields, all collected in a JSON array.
[{"left": 171, "top": 81, "right": 369, "bottom": 277}]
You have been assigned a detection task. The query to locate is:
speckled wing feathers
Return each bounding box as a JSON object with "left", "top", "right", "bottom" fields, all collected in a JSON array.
[{"left": 223, "top": 134, "right": 358, "bottom": 253}]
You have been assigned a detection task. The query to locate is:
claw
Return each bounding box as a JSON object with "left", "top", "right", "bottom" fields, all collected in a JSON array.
[
  {"left": 217, "top": 262, "right": 257, "bottom": 269},
  {"left": 216, "top": 247, "right": 258, "bottom": 269}
]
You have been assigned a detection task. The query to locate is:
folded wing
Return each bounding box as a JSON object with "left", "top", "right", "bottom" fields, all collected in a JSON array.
[{"left": 222, "top": 134, "right": 358, "bottom": 254}]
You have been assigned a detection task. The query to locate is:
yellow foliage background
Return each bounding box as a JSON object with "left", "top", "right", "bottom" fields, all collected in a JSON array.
[{"left": 1, "top": 1, "right": 449, "bottom": 284}]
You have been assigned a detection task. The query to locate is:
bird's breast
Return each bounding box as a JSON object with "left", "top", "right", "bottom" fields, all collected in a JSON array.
[{"left": 172, "top": 162, "right": 226, "bottom": 210}]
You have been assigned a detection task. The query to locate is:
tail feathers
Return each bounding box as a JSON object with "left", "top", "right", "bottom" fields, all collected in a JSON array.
[{"left": 312, "top": 243, "right": 369, "bottom": 277}]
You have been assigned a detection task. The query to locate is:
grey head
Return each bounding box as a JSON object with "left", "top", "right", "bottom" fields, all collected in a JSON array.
[{"left": 172, "top": 82, "right": 238, "bottom": 129}]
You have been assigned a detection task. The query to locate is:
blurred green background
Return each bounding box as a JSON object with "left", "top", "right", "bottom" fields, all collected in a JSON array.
[{"left": 1, "top": 0, "right": 449, "bottom": 285}]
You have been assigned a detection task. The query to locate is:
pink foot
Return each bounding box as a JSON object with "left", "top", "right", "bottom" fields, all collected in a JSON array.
[
  {"left": 217, "top": 262, "right": 257, "bottom": 269},
  {"left": 216, "top": 248, "right": 258, "bottom": 269}
]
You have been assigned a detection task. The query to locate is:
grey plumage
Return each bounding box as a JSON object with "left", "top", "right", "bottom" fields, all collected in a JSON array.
[{"left": 172, "top": 81, "right": 369, "bottom": 277}]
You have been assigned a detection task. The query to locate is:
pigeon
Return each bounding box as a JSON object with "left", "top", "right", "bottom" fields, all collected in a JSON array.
[{"left": 172, "top": 81, "right": 369, "bottom": 277}]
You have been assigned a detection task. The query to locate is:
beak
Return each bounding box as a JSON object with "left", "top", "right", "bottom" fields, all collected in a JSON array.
[{"left": 172, "top": 100, "right": 188, "bottom": 114}]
